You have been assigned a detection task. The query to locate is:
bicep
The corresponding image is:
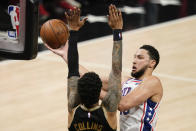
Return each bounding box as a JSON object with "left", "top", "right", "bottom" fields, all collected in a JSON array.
[
  {"left": 119, "top": 77, "right": 160, "bottom": 111},
  {"left": 119, "top": 86, "right": 152, "bottom": 111}
]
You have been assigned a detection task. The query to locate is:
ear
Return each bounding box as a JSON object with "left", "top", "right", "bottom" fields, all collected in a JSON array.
[{"left": 149, "top": 60, "right": 156, "bottom": 69}]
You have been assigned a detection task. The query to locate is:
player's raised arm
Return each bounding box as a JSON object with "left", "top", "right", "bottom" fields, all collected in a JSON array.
[
  {"left": 102, "top": 4, "right": 123, "bottom": 112},
  {"left": 65, "top": 8, "right": 88, "bottom": 112}
]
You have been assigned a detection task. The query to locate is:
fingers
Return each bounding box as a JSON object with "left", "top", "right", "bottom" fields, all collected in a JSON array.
[
  {"left": 107, "top": 15, "right": 111, "bottom": 22},
  {"left": 117, "top": 9, "right": 122, "bottom": 21},
  {"left": 65, "top": 7, "right": 87, "bottom": 30},
  {"left": 67, "top": 7, "right": 80, "bottom": 17},
  {"left": 108, "top": 4, "right": 123, "bottom": 29},
  {"left": 109, "top": 4, "right": 121, "bottom": 19},
  {"left": 76, "top": 7, "right": 80, "bottom": 16},
  {"left": 82, "top": 17, "right": 88, "bottom": 25},
  {"left": 65, "top": 12, "right": 70, "bottom": 20},
  {"left": 44, "top": 43, "right": 56, "bottom": 52},
  {"left": 111, "top": 5, "right": 117, "bottom": 18}
]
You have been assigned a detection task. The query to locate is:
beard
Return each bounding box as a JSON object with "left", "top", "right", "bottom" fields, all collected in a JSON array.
[{"left": 131, "top": 65, "right": 148, "bottom": 79}]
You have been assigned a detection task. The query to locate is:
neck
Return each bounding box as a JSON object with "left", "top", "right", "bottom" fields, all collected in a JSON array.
[
  {"left": 137, "top": 69, "right": 153, "bottom": 80},
  {"left": 84, "top": 102, "right": 99, "bottom": 109}
]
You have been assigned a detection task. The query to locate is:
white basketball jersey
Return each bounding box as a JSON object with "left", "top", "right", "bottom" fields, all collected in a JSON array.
[{"left": 120, "top": 79, "right": 160, "bottom": 131}]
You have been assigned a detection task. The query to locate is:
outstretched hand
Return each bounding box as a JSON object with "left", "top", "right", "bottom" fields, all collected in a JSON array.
[
  {"left": 44, "top": 42, "right": 68, "bottom": 60},
  {"left": 108, "top": 4, "right": 123, "bottom": 29},
  {"left": 65, "top": 7, "right": 88, "bottom": 31}
]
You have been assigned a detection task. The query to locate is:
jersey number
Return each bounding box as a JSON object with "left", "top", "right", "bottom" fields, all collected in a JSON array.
[{"left": 120, "top": 110, "right": 129, "bottom": 115}]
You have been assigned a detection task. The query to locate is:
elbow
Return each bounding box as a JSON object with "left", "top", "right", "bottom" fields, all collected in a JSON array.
[
  {"left": 118, "top": 101, "right": 129, "bottom": 112},
  {"left": 118, "top": 104, "right": 124, "bottom": 112}
]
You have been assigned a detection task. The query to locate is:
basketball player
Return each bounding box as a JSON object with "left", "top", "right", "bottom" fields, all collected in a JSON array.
[
  {"left": 98, "top": 44, "right": 163, "bottom": 131},
  {"left": 44, "top": 5, "right": 123, "bottom": 131},
  {"left": 99, "top": 44, "right": 163, "bottom": 131},
  {"left": 119, "top": 45, "right": 163, "bottom": 131},
  {"left": 63, "top": 15, "right": 163, "bottom": 131}
]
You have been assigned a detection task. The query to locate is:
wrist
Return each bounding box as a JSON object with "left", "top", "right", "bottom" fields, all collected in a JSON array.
[
  {"left": 62, "top": 54, "right": 67, "bottom": 61},
  {"left": 69, "top": 30, "right": 79, "bottom": 33},
  {"left": 69, "top": 27, "right": 80, "bottom": 31},
  {"left": 113, "top": 29, "right": 122, "bottom": 41},
  {"left": 69, "top": 30, "right": 79, "bottom": 40}
]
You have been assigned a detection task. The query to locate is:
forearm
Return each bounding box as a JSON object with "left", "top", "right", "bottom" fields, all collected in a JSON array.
[
  {"left": 118, "top": 96, "right": 139, "bottom": 112},
  {"left": 67, "top": 31, "right": 80, "bottom": 112},
  {"left": 68, "top": 31, "right": 80, "bottom": 78},
  {"left": 61, "top": 45, "right": 89, "bottom": 77},
  {"left": 112, "top": 30, "right": 122, "bottom": 75},
  {"left": 118, "top": 76, "right": 162, "bottom": 111},
  {"left": 102, "top": 30, "right": 122, "bottom": 112}
]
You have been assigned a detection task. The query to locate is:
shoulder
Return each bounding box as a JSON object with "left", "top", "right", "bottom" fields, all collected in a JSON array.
[
  {"left": 142, "top": 75, "right": 163, "bottom": 99},
  {"left": 68, "top": 105, "right": 80, "bottom": 128},
  {"left": 143, "top": 75, "right": 161, "bottom": 86}
]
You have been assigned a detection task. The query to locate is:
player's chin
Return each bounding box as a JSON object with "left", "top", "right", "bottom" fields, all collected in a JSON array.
[
  {"left": 131, "top": 69, "right": 139, "bottom": 76},
  {"left": 131, "top": 71, "right": 136, "bottom": 76},
  {"left": 131, "top": 69, "right": 136, "bottom": 74}
]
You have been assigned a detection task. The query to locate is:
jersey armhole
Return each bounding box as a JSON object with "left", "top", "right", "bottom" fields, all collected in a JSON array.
[
  {"left": 102, "top": 106, "right": 117, "bottom": 130},
  {"left": 68, "top": 105, "right": 80, "bottom": 128}
]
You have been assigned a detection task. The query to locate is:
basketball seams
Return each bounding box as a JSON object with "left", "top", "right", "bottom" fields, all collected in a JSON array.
[
  {"left": 48, "top": 20, "right": 63, "bottom": 48},
  {"left": 57, "top": 20, "right": 69, "bottom": 44},
  {"left": 58, "top": 21, "right": 67, "bottom": 44},
  {"left": 40, "top": 19, "right": 69, "bottom": 49},
  {"left": 40, "top": 21, "right": 57, "bottom": 48}
]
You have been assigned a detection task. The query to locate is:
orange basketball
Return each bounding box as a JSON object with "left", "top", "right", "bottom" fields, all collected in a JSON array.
[{"left": 40, "top": 19, "right": 69, "bottom": 49}]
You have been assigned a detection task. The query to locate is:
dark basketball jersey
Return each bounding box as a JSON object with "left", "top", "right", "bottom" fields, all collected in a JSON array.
[{"left": 69, "top": 105, "right": 116, "bottom": 131}]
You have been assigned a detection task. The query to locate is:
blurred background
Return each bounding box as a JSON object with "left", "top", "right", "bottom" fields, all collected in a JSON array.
[
  {"left": 0, "top": 1, "right": 196, "bottom": 130},
  {"left": 0, "top": 0, "right": 196, "bottom": 53},
  {"left": 38, "top": 0, "right": 196, "bottom": 42}
]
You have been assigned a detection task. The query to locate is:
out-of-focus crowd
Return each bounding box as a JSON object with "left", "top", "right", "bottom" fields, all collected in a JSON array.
[
  {"left": 1, "top": 0, "right": 196, "bottom": 26},
  {"left": 0, "top": 0, "right": 195, "bottom": 38},
  {"left": 38, "top": 0, "right": 196, "bottom": 26}
]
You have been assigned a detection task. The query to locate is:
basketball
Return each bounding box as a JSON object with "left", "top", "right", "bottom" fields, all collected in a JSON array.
[{"left": 40, "top": 19, "right": 69, "bottom": 49}]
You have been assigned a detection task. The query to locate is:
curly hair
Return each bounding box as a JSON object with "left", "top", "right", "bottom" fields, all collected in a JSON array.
[
  {"left": 78, "top": 72, "right": 102, "bottom": 108},
  {"left": 140, "top": 45, "right": 160, "bottom": 69}
]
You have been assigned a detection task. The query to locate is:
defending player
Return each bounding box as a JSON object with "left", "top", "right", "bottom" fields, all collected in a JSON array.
[{"left": 44, "top": 5, "right": 123, "bottom": 131}]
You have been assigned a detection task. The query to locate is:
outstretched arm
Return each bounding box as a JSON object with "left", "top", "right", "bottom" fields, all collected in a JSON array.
[
  {"left": 67, "top": 30, "right": 80, "bottom": 113},
  {"left": 102, "top": 5, "right": 123, "bottom": 112},
  {"left": 44, "top": 8, "right": 87, "bottom": 112},
  {"left": 66, "top": 8, "right": 87, "bottom": 112}
]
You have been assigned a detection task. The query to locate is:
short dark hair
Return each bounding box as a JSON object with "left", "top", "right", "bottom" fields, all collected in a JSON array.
[
  {"left": 140, "top": 45, "right": 160, "bottom": 69},
  {"left": 78, "top": 72, "right": 102, "bottom": 108}
]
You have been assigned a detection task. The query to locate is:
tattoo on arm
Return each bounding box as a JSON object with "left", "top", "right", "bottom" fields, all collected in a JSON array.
[
  {"left": 67, "top": 31, "right": 80, "bottom": 112},
  {"left": 102, "top": 40, "right": 122, "bottom": 112},
  {"left": 67, "top": 76, "right": 80, "bottom": 112}
]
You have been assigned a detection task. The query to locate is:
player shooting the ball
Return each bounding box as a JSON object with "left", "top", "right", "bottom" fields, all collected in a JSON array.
[{"left": 44, "top": 5, "right": 123, "bottom": 131}]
